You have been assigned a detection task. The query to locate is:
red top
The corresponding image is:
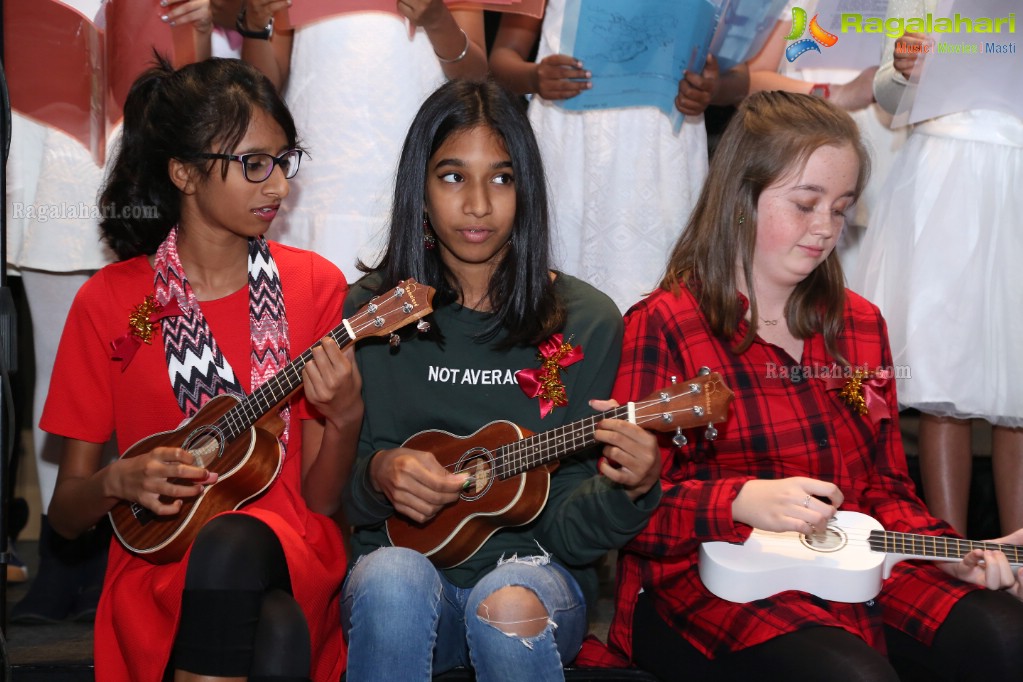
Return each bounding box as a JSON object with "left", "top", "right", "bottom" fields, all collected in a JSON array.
[
  {"left": 578, "top": 284, "right": 974, "bottom": 667},
  {"left": 41, "top": 242, "right": 349, "bottom": 682}
]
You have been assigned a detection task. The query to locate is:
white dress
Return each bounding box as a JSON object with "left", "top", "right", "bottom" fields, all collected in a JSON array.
[
  {"left": 271, "top": 14, "right": 447, "bottom": 279},
  {"left": 527, "top": 0, "right": 709, "bottom": 313},
  {"left": 850, "top": 0, "right": 1023, "bottom": 427}
]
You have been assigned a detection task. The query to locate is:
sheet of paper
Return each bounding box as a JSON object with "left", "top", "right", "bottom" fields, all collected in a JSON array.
[
  {"left": 709, "top": 0, "right": 789, "bottom": 70},
  {"left": 558, "top": 0, "right": 723, "bottom": 131},
  {"left": 795, "top": 0, "right": 887, "bottom": 71},
  {"left": 908, "top": 0, "right": 1021, "bottom": 124},
  {"left": 892, "top": 0, "right": 1021, "bottom": 126}
]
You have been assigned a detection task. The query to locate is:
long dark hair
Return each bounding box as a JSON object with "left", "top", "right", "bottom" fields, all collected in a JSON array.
[
  {"left": 99, "top": 56, "right": 299, "bottom": 260},
  {"left": 362, "top": 78, "right": 563, "bottom": 347},
  {"left": 661, "top": 91, "right": 870, "bottom": 360}
]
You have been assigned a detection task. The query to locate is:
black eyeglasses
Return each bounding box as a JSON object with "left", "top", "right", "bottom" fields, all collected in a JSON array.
[{"left": 198, "top": 149, "right": 303, "bottom": 183}]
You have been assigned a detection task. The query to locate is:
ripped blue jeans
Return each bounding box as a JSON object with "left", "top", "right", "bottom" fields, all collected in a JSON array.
[{"left": 341, "top": 546, "right": 587, "bottom": 681}]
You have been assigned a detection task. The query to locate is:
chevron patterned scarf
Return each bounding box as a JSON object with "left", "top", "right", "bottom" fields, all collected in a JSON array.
[{"left": 153, "top": 227, "right": 292, "bottom": 450}]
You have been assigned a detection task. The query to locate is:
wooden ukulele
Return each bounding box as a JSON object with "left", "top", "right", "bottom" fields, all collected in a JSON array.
[
  {"left": 700, "top": 510, "right": 1023, "bottom": 603},
  {"left": 109, "top": 280, "right": 435, "bottom": 564},
  {"left": 386, "top": 370, "right": 734, "bottom": 568}
]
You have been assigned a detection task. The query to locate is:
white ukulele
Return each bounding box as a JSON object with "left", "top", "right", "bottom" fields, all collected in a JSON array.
[{"left": 699, "top": 511, "right": 1023, "bottom": 603}]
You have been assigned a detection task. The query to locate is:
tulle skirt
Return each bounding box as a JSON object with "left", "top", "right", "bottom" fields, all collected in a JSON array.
[{"left": 851, "top": 110, "right": 1023, "bottom": 427}]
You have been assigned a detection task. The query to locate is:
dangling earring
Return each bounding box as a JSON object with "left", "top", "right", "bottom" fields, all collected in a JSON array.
[
  {"left": 737, "top": 210, "right": 745, "bottom": 225},
  {"left": 423, "top": 214, "right": 437, "bottom": 250}
]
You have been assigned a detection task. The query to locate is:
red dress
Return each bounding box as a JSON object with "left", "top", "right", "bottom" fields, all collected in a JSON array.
[{"left": 41, "top": 242, "right": 349, "bottom": 682}]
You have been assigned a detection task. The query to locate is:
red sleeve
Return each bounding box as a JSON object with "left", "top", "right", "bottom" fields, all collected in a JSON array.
[
  {"left": 40, "top": 273, "right": 120, "bottom": 444},
  {"left": 273, "top": 243, "right": 348, "bottom": 422},
  {"left": 613, "top": 294, "right": 754, "bottom": 560}
]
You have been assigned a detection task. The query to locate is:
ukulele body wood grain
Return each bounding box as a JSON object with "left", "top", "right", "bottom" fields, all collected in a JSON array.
[
  {"left": 386, "top": 421, "right": 556, "bottom": 569},
  {"left": 108, "top": 280, "right": 435, "bottom": 564},
  {"left": 109, "top": 394, "right": 284, "bottom": 564},
  {"left": 385, "top": 371, "right": 735, "bottom": 569}
]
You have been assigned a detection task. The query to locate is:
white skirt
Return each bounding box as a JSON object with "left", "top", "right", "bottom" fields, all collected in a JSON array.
[
  {"left": 851, "top": 110, "right": 1023, "bottom": 427},
  {"left": 527, "top": 0, "right": 709, "bottom": 313}
]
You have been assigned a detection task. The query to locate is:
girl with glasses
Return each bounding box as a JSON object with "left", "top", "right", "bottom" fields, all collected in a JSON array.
[{"left": 39, "top": 57, "right": 361, "bottom": 681}]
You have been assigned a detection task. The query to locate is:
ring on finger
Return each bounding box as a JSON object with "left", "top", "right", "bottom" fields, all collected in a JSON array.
[{"left": 803, "top": 494, "right": 811, "bottom": 508}]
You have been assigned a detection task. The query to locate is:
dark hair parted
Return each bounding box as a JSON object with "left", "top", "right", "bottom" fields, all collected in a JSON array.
[
  {"left": 99, "top": 56, "right": 299, "bottom": 260},
  {"left": 661, "top": 90, "right": 870, "bottom": 361},
  {"left": 362, "top": 78, "right": 563, "bottom": 348}
]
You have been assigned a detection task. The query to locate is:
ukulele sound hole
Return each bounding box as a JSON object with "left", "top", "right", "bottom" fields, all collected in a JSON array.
[
  {"left": 457, "top": 448, "right": 495, "bottom": 502},
  {"left": 182, "top": 425, "right": 226, "bottom": 468},
  {"left": 799, "top": 522, "right": 847, "bottom": 553}
]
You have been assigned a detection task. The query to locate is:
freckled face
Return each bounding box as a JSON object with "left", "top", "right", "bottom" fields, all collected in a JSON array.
[
  {"left": 753, "top": 143, "right": 860, "bottom": 289},
  {"left": 424, "top": 125, "right": 517, "bottom": 278}
]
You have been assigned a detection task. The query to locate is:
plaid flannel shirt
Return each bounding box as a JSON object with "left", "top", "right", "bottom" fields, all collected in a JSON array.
[{"left": 581, "top": 284, "right": 975, "bottom": 667}]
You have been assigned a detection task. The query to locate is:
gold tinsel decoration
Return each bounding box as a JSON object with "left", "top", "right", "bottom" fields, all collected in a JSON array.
[
  {"left": 838, "top": 369, "right": 870, "bottom": 416},
  {"left": 536, "top": 341, "right": 573, "bottom": 408},
  {"left": 128, "top": 295, "right": 161, "bottom": 344}
]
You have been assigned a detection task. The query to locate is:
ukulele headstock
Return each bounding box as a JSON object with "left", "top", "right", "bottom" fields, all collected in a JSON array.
[
  {"left": 632, "top": 369, "right": 733, "bottom": 444},
  {"left": 349, "top": 279, "right": 435, "bottom": 341}
]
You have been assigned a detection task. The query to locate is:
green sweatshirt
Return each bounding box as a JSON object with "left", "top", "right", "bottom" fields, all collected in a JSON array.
[{"left": 343, "top": 271, "right": 659, "bottom": 607}]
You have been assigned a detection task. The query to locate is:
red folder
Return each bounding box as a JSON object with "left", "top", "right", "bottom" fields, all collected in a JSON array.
[{"left": 4, "top": 0, "right": 197, "bottom": 165}]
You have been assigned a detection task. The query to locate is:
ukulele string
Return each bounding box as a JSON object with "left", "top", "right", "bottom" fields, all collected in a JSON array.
[
  {"left": 426, "top": 391, "right": 709, "bottom": 479},
  {"left": 209, "top": 288, "right": 416, "bottom": 447},
  {"left": 744, "top": 527, "right": 1015, "bottom": 560}
]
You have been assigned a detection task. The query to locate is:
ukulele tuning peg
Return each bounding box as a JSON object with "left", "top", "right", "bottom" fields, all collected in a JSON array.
[
  {"left": 417, "top": 320, "right": 431, "bottom": 333},
  {"left": 672, "top": 427, "right": 687, "bottom": 448},
  {"left": 698, "top": 366, "right": 711, "bottom": 376},
  {"left": 704, "top": 424, "right": 719, "bottom": 441},
  {"left": 670, "top": 375, "right": 678, "bottom": 385},
  {"left": 389, "top": 333, "right": 401, "bottom": 348}
]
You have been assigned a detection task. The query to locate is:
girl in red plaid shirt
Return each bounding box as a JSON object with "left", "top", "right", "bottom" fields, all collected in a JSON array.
[{"left": 581, "top": 91, "right": 1023, "bottom": 681}]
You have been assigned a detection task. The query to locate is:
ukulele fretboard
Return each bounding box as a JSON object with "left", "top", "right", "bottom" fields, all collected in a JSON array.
[
  {"left": 495, "top": 404, "right": 631, "bottom": 479},
  {"left": 869, "top": 531, "right": 1023, "bottom": 564}
]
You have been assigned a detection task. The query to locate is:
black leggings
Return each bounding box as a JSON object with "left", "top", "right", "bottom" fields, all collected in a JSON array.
[
  {"left": 632, "top": 589, "right": 1023, "bottom": 681},
  {"left": 170, "top": 514, "right": 311, "bottom": 681}
]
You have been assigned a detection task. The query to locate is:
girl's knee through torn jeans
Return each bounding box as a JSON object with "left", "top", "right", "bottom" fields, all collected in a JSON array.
[{"left": 341, "top": 546, "right": 587, "bottom": 681}]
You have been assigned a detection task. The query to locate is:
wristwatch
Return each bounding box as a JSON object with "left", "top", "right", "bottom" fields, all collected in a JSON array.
[
  {"left": 809, "top": 83, "right": 831, "bottom": 99},
  {"left": 235, "top": 7, "right": 274, "bottom": 40}
]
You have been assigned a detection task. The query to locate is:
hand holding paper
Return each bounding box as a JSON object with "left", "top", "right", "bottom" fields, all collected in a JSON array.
[
  {"left": 398, "top": 0, "right": 451, "bottom": 30},
  {"left": 894, "top": 32, "right": 932, "bottom": 81},
  {"left": 160, "top": 0, "right": 213, "bottom": 32},
  {"left": 675, "top": 53, "right": 718, "bottom": 116},
  {"left": 536, "top": 55, "right": 591, "bottom": 101}
]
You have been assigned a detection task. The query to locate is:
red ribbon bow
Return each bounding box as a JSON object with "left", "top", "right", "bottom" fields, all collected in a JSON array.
[
  {"left": 515, "top": 334, "right": 584, "bottom": 418},
  {"left": 825, "top": 368, "right": 892, "bottom": 425},
  {"left": 110, "top": 296, "right": 182, "bottom": 371}
]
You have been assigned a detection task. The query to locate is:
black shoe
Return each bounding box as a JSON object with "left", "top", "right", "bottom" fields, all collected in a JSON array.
[
  {"left": 10, "top": 518, "right": 78, "bottom": 624},
  {"left": 10, "top": 515, "right": 110, "bottom": 625},
  {"left": 69, "top": 584, "right": 101, "bottom": 623}
]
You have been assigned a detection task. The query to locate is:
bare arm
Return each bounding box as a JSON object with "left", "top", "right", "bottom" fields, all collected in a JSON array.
[
  {"left": 161, "top": 0, "right": 215, "bottom": 62},
  {"left": 237, "top": 0, "right": 294, "bottom": 91},
  {"left": 749, "top": 20, "right": 874, "bottom": 111},
  {"left": 49, "top": 439, "right": 214, "bottom": 539},
  {"left": 397, "top": 3, "right": 487, "bottom": 80},
  {"left": 490, "top": 13, "right": 589, "bottom": 99},
  {"left": 300, "top": 339, "right": 364, "bottom": 516}
]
